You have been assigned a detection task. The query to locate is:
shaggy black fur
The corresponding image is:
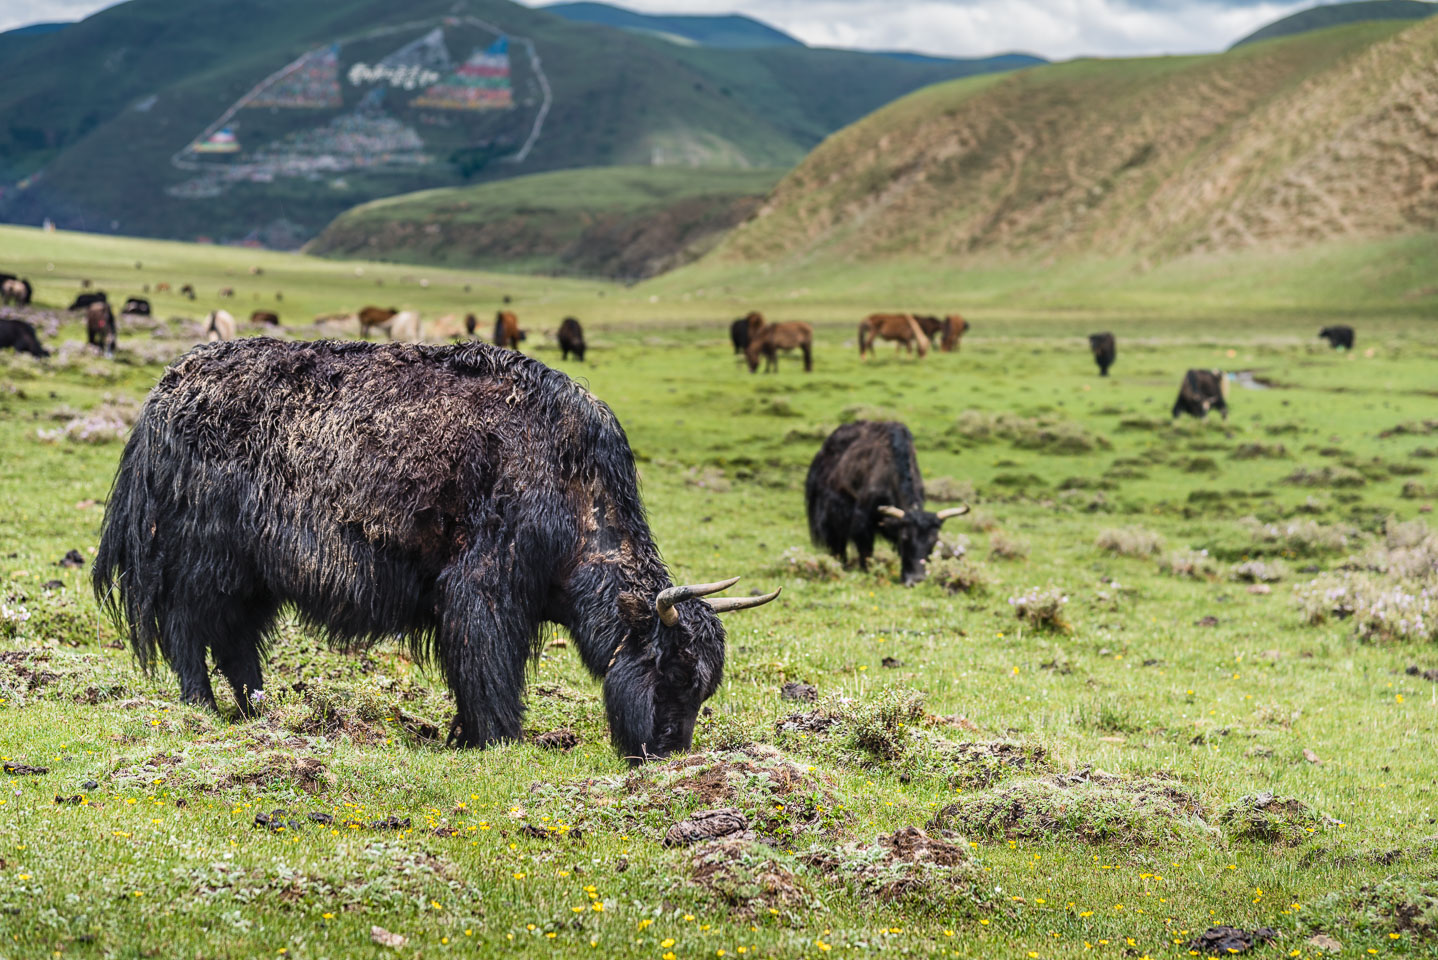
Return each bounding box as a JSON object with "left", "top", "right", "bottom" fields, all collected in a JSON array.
[
  {"left": 0, "top": 318, "right": 48, "bottom": 357},
  {"left": 558, "top": 317, "right": 586, "bottom": 362},
  {"left": 123, "top": 297, "right": 151, "bottom": 316},
  {"left": 1089, "top": 332, "right": 1116, "bottom": 376},
  {"left": 1172, "top": 369, "right": 1228, "bottom": 420},
  {"left": 805, "top": 421, "right": 957, "bottom": 585},
  {"left": 1319, "top": 325, "right": 1354, "bottom": 350},
  {"left": 94, "top": 339, "right": 733, "bottom": 761},
  {"left": 86, "top": 303, "right": 116, "bottom": 355},
  {"left": 69, "top": 291, "right": 107, "bottom": 312},
  {"left": 729, "top": 317, "right": 750, "bottom": 354}
]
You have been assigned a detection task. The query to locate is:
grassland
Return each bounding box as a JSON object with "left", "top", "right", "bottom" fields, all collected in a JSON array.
[
  {"left": 307, "top": 166, "right": 787, "bottom": 279},
  {"left": 1, "top": 226, "right": 1437, "bottom": 959}
]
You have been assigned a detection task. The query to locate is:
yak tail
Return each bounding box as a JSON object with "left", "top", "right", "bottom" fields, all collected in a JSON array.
[
  {"left": 857, "top": 321, "right": 869, "bottom": 358},
  {"left": 1217, "top": 369, "right": 1231, "bottom": 402},
  {"left": 92, "top": 408, "right": 165, "bottom": 672}
]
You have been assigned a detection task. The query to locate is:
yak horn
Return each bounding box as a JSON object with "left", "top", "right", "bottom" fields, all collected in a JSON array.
[
  {"left": 936, "top": 505, "right": 971, "bottom": 520},
  {"left": 656, "top": 576, "right": 741, "bottom": 626},
  {"left": 877, "top": 505, "right": 906, "bottom": 519},
  {"left": 704, "top": 587, "right": 782, "bottom": 614}
]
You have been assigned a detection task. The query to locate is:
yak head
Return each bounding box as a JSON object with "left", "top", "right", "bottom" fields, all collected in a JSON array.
[
  {"left": 604, "top": 577, "right": 780, "bottom": 764},
  {"left": 877, "top": 504, "right": 971, "bottom": 586}
]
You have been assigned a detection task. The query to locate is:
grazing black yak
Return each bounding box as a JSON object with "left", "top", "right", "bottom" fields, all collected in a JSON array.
[
  {"left": 0, "top": 317, "right": 48, "bottom": 357},
  {"left": 558, "top": 317, "right": 586, "bottom": 362},
  {"left": 1089, "top": 332, "right": 1116, "bottom": 376},
  {"left": 1319, "top": 325, "right": 1354, "bottom": 350},
  {"left": 69, "top": 291, "right": 107, "bottom": 312},
  {"left": 94, "top": 339, "right": 778, "bottom": 760},
  {"left": 1172, "top": 369, "right": 1228, "bottom": 420},
  {"left": 86, "top": 301, "right": 116, "bottom": 355},
  {"left": 729, "top": 315, "right": 752, "bottom": 355},
  {"left": 806, "top": 421, "right": 968, "bottom": 585}
]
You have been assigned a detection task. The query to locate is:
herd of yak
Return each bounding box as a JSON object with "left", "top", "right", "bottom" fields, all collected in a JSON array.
[{"left": 0, "top": 267, "right": 1360, "bottom": 761}]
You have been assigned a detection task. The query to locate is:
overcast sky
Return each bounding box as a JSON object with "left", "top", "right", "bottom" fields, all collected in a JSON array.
[{"left": 0, "top": 0, "right": 1342, "bottom": 59}]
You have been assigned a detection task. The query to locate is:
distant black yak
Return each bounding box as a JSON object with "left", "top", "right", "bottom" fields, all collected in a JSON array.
[
  {"left": 122, "top": 297, "right": 151, "bottom": 316},
  {"left": 69, "top": 291, "right": 107, "bottom": 312},
  {"left": 1089, "top": 332, "right": 1116, "bottom": 376},
  {"left": 0, "top": 317, "right": 48, "bottom": 357},
  {"left": 94, "top": 339, "right": 778, "bottom": 760},
  {"left": 805, "top": 421, "right": 968, "bottom": 586},
  {"left": 558, "top": 316, "right": 586, "bottom": 362},
  {"left": 1172, "top": 369, "right": 1229, "bottom": 420},
  {"left": 729, "top": 316, "right": 752, "bottom": 355},
  {"left": 1319, "top": 325, "right": 1354, "bottom": 350}
]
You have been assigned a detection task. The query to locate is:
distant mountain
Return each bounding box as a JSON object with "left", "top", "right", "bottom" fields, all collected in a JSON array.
[
  {"left": 0, "top": 20, "right": 73, "bottom": 63},
  {"left": 0, "top": 0, "right": 1039, "bottom": 247},
  {"left": 1231, "top": 0, "right": 1436, "bottom": 47},
  {"left": 543, "top": 2, "right": 803, "bottom": 48},
  {"left": 308, "top": 165, "right": 785, "bottom": 279},
  {"left": 696, "top": 18, "right": 1438, "bottom": 273}
]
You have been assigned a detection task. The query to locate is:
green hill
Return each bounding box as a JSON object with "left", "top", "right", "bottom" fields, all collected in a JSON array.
[
  {"left": 306, "top": 165, "right": 784, "bottom": 278},
  {"left": 1232, "top": 0, "right": 1436, "bottom": 47},
  {"left": 0, "top": 0, "right": 1038, "bottom": 248},
  {"left": 542, "top": 2, "right": 803, "bottom": 48},
  {"left": 676, "top": 18, "right": 1438, "bottom": 294}
]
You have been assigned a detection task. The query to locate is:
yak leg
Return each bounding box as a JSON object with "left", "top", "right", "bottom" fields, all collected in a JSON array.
[
  {"left": 850, "top": 503, "right": 876, "bottom": 572},
  {"left": 211, "top": 593, "right": 281, "bottom": 716},
  {"left": 438, "top": 572, "right": 530, "bottom": 748},
  {"left": 801, "top": 342, "right": 812, "bottom": 372}
]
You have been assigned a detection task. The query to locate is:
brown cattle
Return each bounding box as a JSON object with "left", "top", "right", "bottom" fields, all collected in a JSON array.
[
  {"left": 86, "top": 301, "right": 116, "bottom": 355},
  {"left": 493, "top": 310, "right": 523, "bottom": 350},
  {"left": 250, "top": 310, "right": 280, "bottom": 326},
  {"left": 859, "top": 314, "right": 929, "bottom": 360},
  {"left": 219, "top": 287, "right": 235, "bottom": 298},
  {"left": 358, "top": 306, "right": 399, "bottom": 338},
  {"left": 156, "top": 282, "right": 171, "bottom": 293},
  {"left": 940, "top": 315, "right": 970, "bottom": 352},
  {"left": 746, "top": 321, "right": 813, "bottom": 373}
]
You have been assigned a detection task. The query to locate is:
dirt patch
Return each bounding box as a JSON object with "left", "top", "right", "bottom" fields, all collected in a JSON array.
[
  {"left": 1304, "top": 872, "right": 1438, "bottom": 942},
  {"left": 214, "top": 754, "right": 332, "bottom": 795},
  {"left": 0, "top": 650, "right": 60, "bottom": 691},
  {"left": 947, "top": 740, "right": 1048, "bottom": 788},
  {"left": 665, "top": 808, "right": 753, "bottom": 846},
  {"left": 930, "top": 767, "right": 1212, "bottom": 845},
  {"left": 688, "top": 839, "right": 812, "bottom": 919},
  {"left": 1187, "top": 926, "right": 1277, "bottom": 955},
  {"left": 780, "top": 682, "right": 817, "bottom": 702},
  {"left": 803, "top": 827, "right": 988, "bottom": 914},
  {"left": 1218, "top": 791, "right": 1334, "bottom": 845},
  {"left": 3, "top": 763, "right": 48, "bottom": 775},
  {"left": 628, "top": 746, "right": 844, "bottom": 844},
  {"left": 533, "top": 728, "right": 580, "bottom": 751}
]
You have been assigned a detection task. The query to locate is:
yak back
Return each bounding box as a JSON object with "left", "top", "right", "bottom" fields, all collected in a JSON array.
[
  {"left": 94, "top": 338, "right": 663, "bottom": 664},
  {"left": 807, "top": 421, "right": 924, "bottom": 521},
  {"left": 0, "top": 317, "right": 47, "bottom": 357}
]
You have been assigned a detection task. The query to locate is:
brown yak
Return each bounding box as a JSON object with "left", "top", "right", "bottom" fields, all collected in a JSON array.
[
  {"left": 494, "top": 310, "right": 523, "bottom": 349},
  {"left": 358, "top": 306, "right": 398, "bottom": 338},
  {"left": 859, "top": 314, "right": 929, "bottom": 360},
  {"left": 940, "top": 315, "right": 970, "bottom": 352},
  {"left": 745, "top": 317, "right": 813, "bottom": 373}
]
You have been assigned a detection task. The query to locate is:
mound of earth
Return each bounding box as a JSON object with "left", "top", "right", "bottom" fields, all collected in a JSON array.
[
  {"left": 930, "top": 767, "right": 1213, "bottom": 845},
  {"left": 804, "top": 827, "right": 989, "bottom": 914},
  {"left": 687, "top": 839, "right": 812, "bottom": 919},
  {"left": 1218, "top": 791, "right": 1335, "bottom": 845}
]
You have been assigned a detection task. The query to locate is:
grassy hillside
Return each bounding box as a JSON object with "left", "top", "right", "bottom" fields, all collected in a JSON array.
[
  {"left": 1232, "top": 0, "right": 1436, "bottom": 47},
  {"left": 682, "top": 19, "right": 1438, "bottom": 294},
  {"left": 543, "top": 2, "right": 803, "bottom": 48},
  {"left": 307, "top": 166, "right": 784, "bottom": 279},
  {"left": 0, "top": 0, "right": 1035, "bottom": 247},
  {"left": 4, "top": 226, "right": 1438, "bottom": 960}
]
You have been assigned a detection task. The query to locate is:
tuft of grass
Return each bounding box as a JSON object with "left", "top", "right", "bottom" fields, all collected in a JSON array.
[{"left": 1095, "top": 525, "right": 1166, "bottom": 557}]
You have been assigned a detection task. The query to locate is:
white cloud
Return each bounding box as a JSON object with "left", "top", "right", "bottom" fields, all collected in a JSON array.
[
  {"left": 1, "top": 0, "right": 1342, "bottom": 59},
  {"left": 523, "top": 0, "right": 1319, "bottom": 58}
]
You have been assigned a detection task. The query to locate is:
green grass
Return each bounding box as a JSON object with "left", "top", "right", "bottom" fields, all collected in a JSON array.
[
  {"left": 307, "top": 166, "right": 787, "bottom": 277},
  {"left": 2, "top": 227, "right": 1438, "bottom": 959}
]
